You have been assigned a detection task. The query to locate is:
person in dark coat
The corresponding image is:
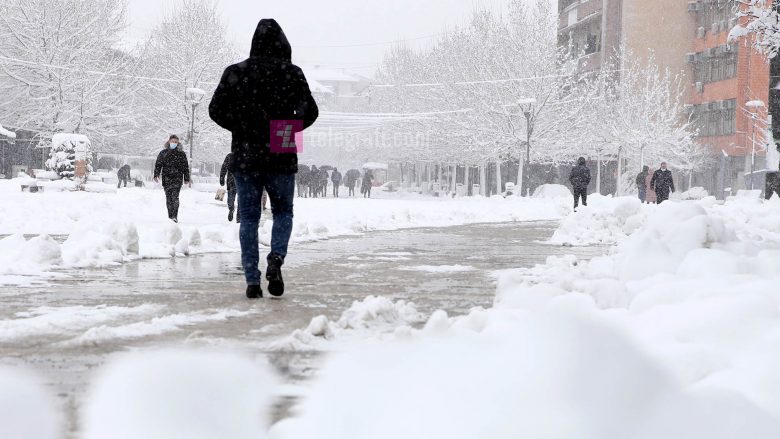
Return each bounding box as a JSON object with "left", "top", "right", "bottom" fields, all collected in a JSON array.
[
  {"left": 296, "top": 167, "right": 309, "bottom": 198},
  {"left": 117, "top": 164, "right": 131, "bottom": 188},
  {"left": 361, "top": 169, "right": 374, "bottom": 198},
  {"left": 220, "top": 152, "right": 240, "bottom": 222},
  {"left": 153, "top": 135, "right": 191, "bottom": 223},
  {"left": 345, "top": 169, "right": 360, "bottom": 196},
  {"left": 636, "top": 166, "right": 649, "bottom": 203},
  {"left": 650, "top": 162, "right": 675, "bottom": 204},
  {"left": 309, "top": 165, "right": 319, "bottom": 198},
  {"left": 331, "top": 167, "right": 343, "bottom": 197},
  {"left": 319, "top": 168, "right": 328, "bottom": 198},
  {"left": 209, "top": 19, "right": 318, "bottom": 299},
  {"left": 569, "top": 157, "right": 591, "bottom": 209}
]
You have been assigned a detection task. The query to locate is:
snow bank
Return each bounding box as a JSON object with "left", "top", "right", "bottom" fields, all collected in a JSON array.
[
  {"left": 272, "top": 305, "right": 780, "bottom": 439},
  {"left": 82, "top": 349, "right": 275, "bottom": 439},
  {"left": 0, "top": 366, "right": 60, "bottom": 439},
  {"left": 271, "top": 296, "right": 425, "bottom": 351},
  {"left": 0, "top": 180, "right": 570, "bottom": 285},
  {"left": 532, "top": 183, "right": 571, "bottom": 199},
  {"left": 273, "top": 198, "right": 780, "bottom": 438},
  {"left": 549, "top": 194, "right": 646, "bottom": 246}
]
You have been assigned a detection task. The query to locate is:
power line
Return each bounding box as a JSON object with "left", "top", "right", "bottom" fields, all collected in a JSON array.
[{"left": 295, "top": 34, "right": 441, "bottom": 49}]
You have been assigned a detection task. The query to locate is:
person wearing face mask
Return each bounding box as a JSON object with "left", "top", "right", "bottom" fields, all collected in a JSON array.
[
  {"left": 154, "top": 135, "right": 191, "bottom": 223},
  {"left": 650, "top": 162, "right": 675, "bottom": 204}
]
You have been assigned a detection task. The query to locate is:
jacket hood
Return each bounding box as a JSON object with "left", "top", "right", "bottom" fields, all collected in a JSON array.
[
  {"left": 250, "top": 19, "right": 292, "bottom": 61},
  {"left": 577, "top": 157, "right": 587, "bottom": 166}
]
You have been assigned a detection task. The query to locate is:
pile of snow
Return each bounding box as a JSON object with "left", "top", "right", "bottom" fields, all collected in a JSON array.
[
  {"left": 0, "top": 366, "right": 60, "bottom": 439},
  {"left": 532, "top": 184, "right": 572, "bottom": 199},
  {"left": 272, "top": 296, "right": 425, "bottom": 351},
  {"left": 273, "top": 198, "right": 780, "bottom": 438},
  {"left": 82, "top": 349, "right": 275, "bottom": 439},
  {"left": 549, "top": 194, "right": 646, "bottom": 246},
  {"left": 672, "top": 186, "right": 709, "bottom": 201}
]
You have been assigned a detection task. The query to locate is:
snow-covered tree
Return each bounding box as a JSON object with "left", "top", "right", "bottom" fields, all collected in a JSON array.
[
  {"left": 731, "top": 0, "right": 780, "bottom": 57},
  {"left": 46, "top": 134, "right": 93, "bottom": 179},
  {"left": 0, "top": 0, "right": 138, "bottom": 145},
  {"left": 134, "top": 0, "right": 238, "bottom": 164}
]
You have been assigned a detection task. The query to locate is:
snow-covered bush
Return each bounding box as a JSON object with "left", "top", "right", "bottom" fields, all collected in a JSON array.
[{"left": 45, "top": 134, "right": 92, "bottom": 179}]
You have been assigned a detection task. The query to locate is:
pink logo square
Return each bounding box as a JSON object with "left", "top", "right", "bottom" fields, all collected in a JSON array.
[{"left": 270, "top": 120, "right": 304, "bottom": 154}]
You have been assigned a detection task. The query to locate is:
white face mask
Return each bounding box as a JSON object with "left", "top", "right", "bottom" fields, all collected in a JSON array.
[{"left": 169, "top": 143, "right": 178, "bottom": 149}]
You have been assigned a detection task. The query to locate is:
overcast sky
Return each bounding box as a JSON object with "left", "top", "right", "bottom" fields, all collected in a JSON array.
[{"left": 123, "top": 0, "right": 514, "bottom": 76}]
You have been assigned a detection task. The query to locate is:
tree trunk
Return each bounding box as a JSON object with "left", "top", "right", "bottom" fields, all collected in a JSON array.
[
  {"left": 496, "top": 161, "right": 502, "bottom": 195},
  {"left": 517, "top": 152, "right": 525, "bottom": 197},
  {"left": 596, "top": 154, "right": 602, "bottom": 195},
  {"left": 616, "top": 148, "right": 622, "bottom": 196},
  {"left": 480, "top": 164, "right": 486, "bottom": 196}
]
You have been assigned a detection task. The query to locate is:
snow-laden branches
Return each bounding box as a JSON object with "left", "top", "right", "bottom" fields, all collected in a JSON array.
[
  {"left": 731, "top": 0, "right": 780, "bottom": 58},
  {"left": 0, "top": 0, "right": 139, "bottom": 146}
]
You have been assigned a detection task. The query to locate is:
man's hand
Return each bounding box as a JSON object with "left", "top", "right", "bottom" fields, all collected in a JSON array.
[{"left": 154, "top": 177, "right": 159, "bottom": 184}]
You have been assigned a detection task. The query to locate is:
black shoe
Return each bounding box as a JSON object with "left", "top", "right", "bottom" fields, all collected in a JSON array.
[
  {"left": 266, "top": 255, "right": 285, "bottom": 297},
  {"left": 246, "top": 285, "right": 262, "bottom": 299},
  {"left": 228, "top": 209, "right": 234, "bottom": 222}
]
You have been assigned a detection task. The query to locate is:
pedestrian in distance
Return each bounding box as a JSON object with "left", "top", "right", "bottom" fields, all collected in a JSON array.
[
  {"left": 309, "top": 165, "right": 319, "bottom": 198},
  {"left": 296, "top": 166, "right": 309, "bottom": 198},
  {"left": 117, "top": 164, "right": 131, "bottom": 188},
  {"left": 361, "top": 169, "right": 374, "bottom": 198},
  {"left": 220, "top": 152, "right": 240, "bottom": 223},
  {"left": 569, "top": 157, "right": 591, "bottom": 210},
  {"left": 331, "top": 167, "right": 342, "bottom": 197},
  {"left": 651, "top": 162, "right": 675, "bottom": 204},
  {"left": 345, "top": 168, "right": 360, "bottom": 196},
  {"left": 645, "top": 170, "right": 657, "bottom": 204},
  {"left": 319, "top": 167, "right": 329, "bottom": 198},
  {"left": 636, "top": 166, "right": 649, "bottom": 203},
  {"left": 153, "top": 135, "right": 191, "bottom": 223},
  {"left": 209, "top": 19, "right": 319, "bottom": 299}
]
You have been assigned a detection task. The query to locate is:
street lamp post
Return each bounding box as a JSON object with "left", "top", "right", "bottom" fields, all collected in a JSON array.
[
  {"left": 185, "top": 87, "right": 206, "bottom": 169},
  {"left": 746, "top": 100, "right": 765, "bottom": 191},
  {"left": 516, "top": 98, "right": 536, "bottom": 196}
]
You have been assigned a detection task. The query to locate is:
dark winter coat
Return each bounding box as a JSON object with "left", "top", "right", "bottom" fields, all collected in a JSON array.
[
  {"left": 219, "top": 153, "right": 235, "bottom": 191},
  {"left": 636, "top": 170, "right": 648, "bottom": 188},
  {"left": 361, "top": 170, "right": 374, "bottom": 192},
  {"left": 345, "top": 169, "right": 360, "bottom": 187},
  {"left": 208, "top": 19, "right": 319, "bottom": 175},
  {"left": 331, "top": 170, "right": 342, "bottom": 185},
  {"left": 651, "top": 169, "right": 675, "bottom": 194},
  {"left": 569, "top": 161, "right": 591, "bottom": 189},
  {"left": 154, "top": 146, "right": 190, "bottom": 187},
  {"left": 117, "top": 164, "right": 131, "bottom": 181}
]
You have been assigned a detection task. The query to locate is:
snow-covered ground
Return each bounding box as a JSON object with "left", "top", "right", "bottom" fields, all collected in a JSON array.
[
  {"left": 0, "top": 178, "right": 570, "bottom": 286},
  {"left": 268, "top": 193, "right": 780, "bottom": 438}
]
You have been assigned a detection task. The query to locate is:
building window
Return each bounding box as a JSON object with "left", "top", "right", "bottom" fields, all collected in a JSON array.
[
  {"left": 692, "top": 99, "right": 737, "bottom": 137},
  {"left": 570, "top": 20, "right": 602, "bottom": 55},
  {"left": 696, "top": 0, "right": 735, "bottom": 35},
  {"left": 561, "top": 0, "right": 579, "bottom": 11},
  {"left": 694, "top": 45, "right": 737, "bottom": 84}
]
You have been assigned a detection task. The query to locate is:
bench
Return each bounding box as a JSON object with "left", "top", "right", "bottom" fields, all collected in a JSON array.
[{"left": 20, "top": 184, "right": 44, "bottom": 193}]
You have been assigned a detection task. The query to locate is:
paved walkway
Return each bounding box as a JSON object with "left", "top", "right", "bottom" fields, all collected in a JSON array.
[{"left": 0, "top": 221, "right": 603, "bottom": 436}]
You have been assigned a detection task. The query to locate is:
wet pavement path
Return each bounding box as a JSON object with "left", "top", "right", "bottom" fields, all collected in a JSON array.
[{"left": 0, "top": 221, "right": 604, "bottom": 436}]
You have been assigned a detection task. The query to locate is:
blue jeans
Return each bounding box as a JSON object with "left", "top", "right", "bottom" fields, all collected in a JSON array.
[
  {"left": 638, "top": 186, "right": 646, "bottom": 202},
  {"left": 233, "top": 172, "right": 295, "bottom": 285}
]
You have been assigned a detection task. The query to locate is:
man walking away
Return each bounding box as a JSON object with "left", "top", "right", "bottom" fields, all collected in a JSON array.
[
  {"left": 319, "top": 168, "right": 328, "bottom": 197},
  {"left": 651, "top": 162, "right": 675, "bottom": 204},
  {"left": 636, "top": 166, "right": 649, "bottom": 203},
  {"left": 209, "top": 19, "right": 318, "bottom": 299},
  {"left": 220, "top": 152, "right": 240, "bottom": 222},
  {"left": 361, "top": 169, "right": 374, "bottom": 198},
  {"left": 569, "top": 157, "right": 591, "bottom": 210},
  {"left": 346, "top": 169, "right": 360, "bottom": 196},
  {"left": 154, "top": 135, "right": 191, "bottom": 223},
  {"left": 296, "top": 167, "right": 308, "bottom": 198},
  {"left": 331, "top": 167, "right": 342, "bottom": 197},
  {"left": 117, "top": 164, "right": 131, "bottom": 188},
  {"left": 309, "top": 165, "right": 319, "bottom": 198}
]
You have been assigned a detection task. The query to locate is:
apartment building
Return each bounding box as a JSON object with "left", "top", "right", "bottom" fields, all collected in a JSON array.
[{"left": 557, "top": 0, "right": 771, "bottom": 196}]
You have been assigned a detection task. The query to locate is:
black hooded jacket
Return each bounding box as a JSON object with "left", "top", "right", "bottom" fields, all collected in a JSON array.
[
  {"left": 569, "top": 158, "right": 591, "bottom": 189},
  {"left": 209, "top": 19, "right": 319, "bottom": 174},
  {"left": 220, "top": 152, "right": 235, "bottom": 191}
]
